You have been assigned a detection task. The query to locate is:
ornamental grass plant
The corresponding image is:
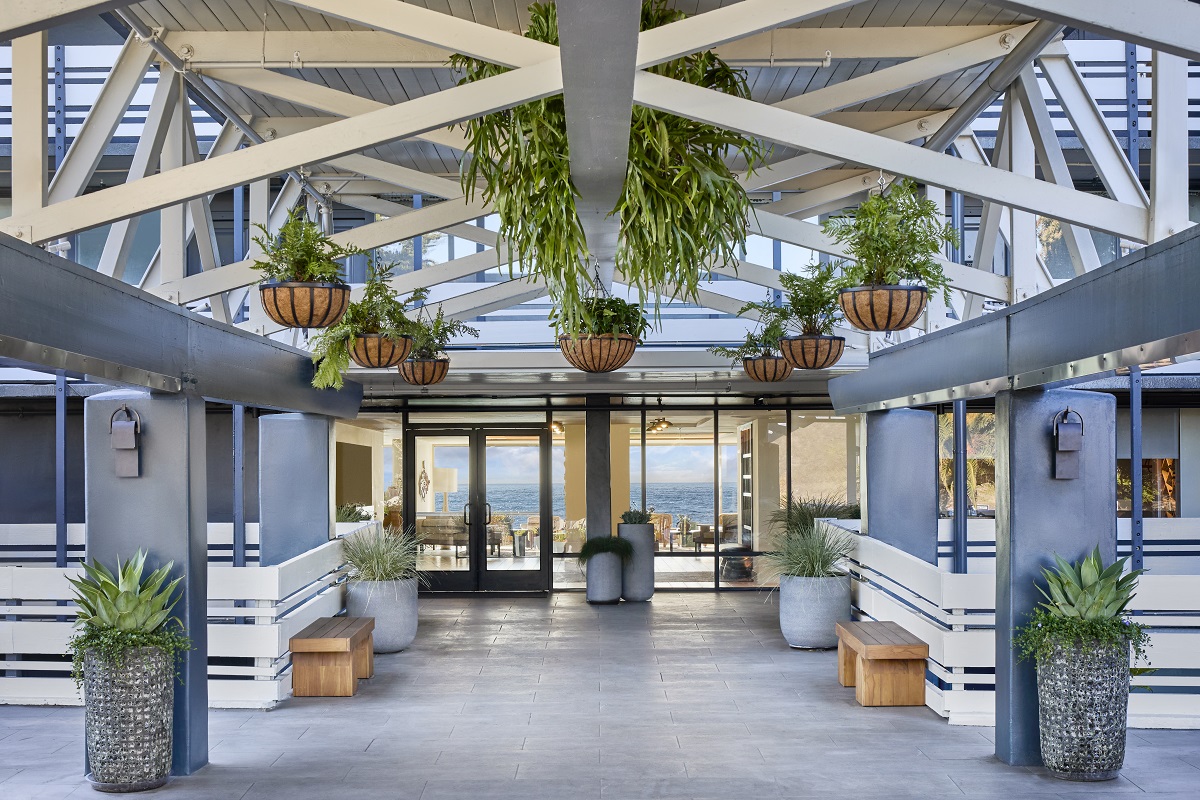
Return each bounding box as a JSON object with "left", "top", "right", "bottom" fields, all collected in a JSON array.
[{"left": 342, "top": 526, "right": 424, "bottom": 584}]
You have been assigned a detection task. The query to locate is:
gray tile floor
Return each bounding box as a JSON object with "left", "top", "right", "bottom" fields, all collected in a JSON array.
[{"left": 3, "top": 592, "right": 1200, "bottom": 799}]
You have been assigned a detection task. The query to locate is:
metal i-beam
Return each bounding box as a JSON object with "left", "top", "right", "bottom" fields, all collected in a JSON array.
[
  {"left": 0, "top": 233, "right": 361, "bottom": 416},
  {"left": 632, "top": 72, "right": 1149, "bottom": 242},
  {"left": 827, "top": 225, "right": 1200, "bottom": 414},
  {"left": 981, "top": 0, "right": 1200, "bottom": 62}
]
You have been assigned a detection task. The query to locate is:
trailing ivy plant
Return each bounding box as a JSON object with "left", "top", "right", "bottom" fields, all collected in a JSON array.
[
  {"left": 251, "top": 208, "right": 361, "bottom": 284},
  {"left": 408, "top": 306, "right": 480, "bottom": 360},
  {"left": 709, "top": 300, "right": 790, "bottom": 364},
  {"left": 779, "top": 264, "right": 842, "bottom": 336},
  {"left": 66, "top": 551, "right": 191, "bottom": 686},
  {"left": 310, "top": 260, "right": 428, "bottom": 390},
  {"left": 1014, "top": 549, "right": 1150, "bottom": 668},
  {"left": 821, "top": 178, "right": 958, "bottom": 301},
  {"left": 451, "top": 0, "right": 767, "bottom": 334},
  {"left": 551, "top": 295, "right": 650, "bottom": 341}
]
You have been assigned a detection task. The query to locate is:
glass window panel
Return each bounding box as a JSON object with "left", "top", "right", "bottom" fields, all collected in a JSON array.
[
  {"left": 789, "top": 412, "right": 858, "bottom": 509},
  {"left": 1117, "top": 459, "right": 1179, "bottom": 518},
  {"left": 413, "top": 435, "right": 471, "bottom": 572},
  {"left": 936, "top": 411, "right": 996, "bottom": 518}
]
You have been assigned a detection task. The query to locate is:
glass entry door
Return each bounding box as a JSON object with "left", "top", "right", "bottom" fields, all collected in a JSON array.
[{"left": 406, "top": 427, "right": 550, "bottom": 592}]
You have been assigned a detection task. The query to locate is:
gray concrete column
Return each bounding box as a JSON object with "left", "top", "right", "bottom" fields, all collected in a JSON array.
[
  {"left": 864, "top": 408, "right": 939, "bottom": 563},
  {"left": 994, "top": 388, "right": 1116, "bottom": 766},
  {"left": 585, "top": 402, "right": 610, "bottom": 540},
  {"left": 258, "top": 412, "right": 333, "bottom": 566},
  {"left": 84, "top": 388, "right": 208, "bottom": 776}
]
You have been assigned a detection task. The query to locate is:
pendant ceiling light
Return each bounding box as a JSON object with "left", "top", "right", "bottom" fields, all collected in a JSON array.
[{"left": 646, "top": 397, "right": 672, "bottom": 433}]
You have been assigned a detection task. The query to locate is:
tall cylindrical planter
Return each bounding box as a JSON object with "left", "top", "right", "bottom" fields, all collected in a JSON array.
[
  {"left": 585, "top": 552, "right": 622, "bottom": 604},
  {"left": 1037, "top": 639, "right": 1130, "bottom": 781},
  {"left": 618, "top": 524, "right": 655, "bottom": 601},
  {"left": 778, "top": 574, "right": 851, "bottom": 649},
  {"left": 83, "top": 647, "right": 174, "bottom": 793},
  {"left": 345, "top": 578, "right": 418, "bottom": 653}
]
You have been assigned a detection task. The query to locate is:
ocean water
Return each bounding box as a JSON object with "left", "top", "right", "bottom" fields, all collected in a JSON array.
[{"left": 433, "top": 482, "right": 738, "bottom": 525}]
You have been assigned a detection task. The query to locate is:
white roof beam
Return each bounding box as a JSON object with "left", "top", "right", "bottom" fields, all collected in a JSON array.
[
  {"left": 11, "top": 33, "right": 47, "bottom": 217},
  {"left": 775, "top": 22, "right": 1044, "bottom": 116},
  {"left": 1013, "top": 66, "right": 1100, "bottom": 276},
  {"left": 2, "top": 59, "right": 562, "bottom": 244},
  {"left": 982, "top": 0, "right": 1200, "bottom": 62},
  {"left": 1037, "top": 55, "right": 1148, "bottom": 208},
  {"left": 632, "top": 72, "right": 1149, "bottom": 243},
  {"left": 163, "top": 26, "right": 1022, "bottom": 69},
  {"left": 1148, "top": 51, "right": 1194, "bottom": 243},
  {"left": 1, "top": 0, "right": 130, "bottom": 39},
  {"left": 48, "top": 34, "right": 155, "bottom": 204},
  {"left": 203, "top": 68, "right": 468, "bottom": 151},
  {"left": 436, "top": 280, "right": 548, "bottom": 321},
  {"left": 281, "top": 0, "right": 556, "bottom": 68},
  {"left": 155, "top": 198, "right": 489, "bottom": 304}
]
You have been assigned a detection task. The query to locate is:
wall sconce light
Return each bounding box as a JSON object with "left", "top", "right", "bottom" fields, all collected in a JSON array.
[
  {"left": 109, "top": 404, "right": 142, "bottom": 478},
  {"left": 1053, "top": 408, "right": 1083, "bottom": 480}
]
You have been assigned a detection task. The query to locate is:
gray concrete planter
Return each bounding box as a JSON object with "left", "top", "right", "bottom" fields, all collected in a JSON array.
[
  {"left": 618, "top": 524, "right": 655, "bottom": 601},
  {"left": 585, "top": 552, "right": 622, "bottom": 604},
  {"left": 1037, "top": 639, "right": 1130, "bottom": 781},
  {"left": 346, "top": 578, "right": 418, "bottom": 653},
  {"left": 779, "top": 574, "right": 851, "bottom": 649},
  {"left": 83, "top": 646, "right": 173, "bottom": 793}
]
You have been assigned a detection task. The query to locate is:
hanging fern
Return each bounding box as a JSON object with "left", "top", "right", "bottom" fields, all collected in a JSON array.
[{"left": 451, "top": 0, "right": 767, "bottom": 335}]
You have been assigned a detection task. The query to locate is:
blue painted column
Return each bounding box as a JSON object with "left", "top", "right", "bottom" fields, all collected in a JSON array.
[
  {"left": 993, "top": 387, "right": 1116, "bottom": 766},
  {"left": 864, "top": 408, "right": 939, "bottom": 564},
  {"left": 84, "top": 388, "right": 208, "bottom": 776},
  {"left": 258, "top": 413, "right": 333, "bottom": 566}
]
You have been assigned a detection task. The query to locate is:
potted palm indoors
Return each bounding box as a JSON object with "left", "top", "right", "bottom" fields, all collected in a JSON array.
[
  {"left": 822, "top": 178, "right": 957, "bottom": 332},
  {"left": 342, "top": 526, "right": 425, "bottom": 653},
  {"left": 778, "top": 264, "right": 846, "bottom": 370},
  {"left": 310, "top": 261, "right": 428, "bottom": 389},
  {"left": 1015, "top": 549, "right": 1150, "bottom": 781},
  {"left": 555, "top": 293, "right": 651, "bottom": 373},
  {"left": 764, "top": 497, "right": 858, "bottom": 649},
  {"left": 453, "top": 0, "right": 765, "bottom": 368},
  {"left": 252, "top": 209, "right": 361, "bottom": 329},
  {"left": 67, "top": 551, "right": 191, "bottom": 793},
  {"left": 578, "top": 536, "right": 634, "bottom": 604},
  {"left": 709, "top": 303, "right": 793, "bottom": 382},
  {"left": 400, "top": 305, "right": 479, "bottom": 386},
  {"left": 617, "top": 509, "right": 655, "bottom": 601}
]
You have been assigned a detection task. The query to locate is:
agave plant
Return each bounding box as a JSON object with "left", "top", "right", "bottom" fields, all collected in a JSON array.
[
  {"left": 67, "top": 551, "right": 191, "bottom": 683},
  {"left": 1038, "top": 548, "right": 1140, "bottom": 621},
  {"left": 1015, "top": 548, "right": 1150, "bottom": 666},
  {"left": 69, "top": 551, "right": 181, "bottom": 634}
]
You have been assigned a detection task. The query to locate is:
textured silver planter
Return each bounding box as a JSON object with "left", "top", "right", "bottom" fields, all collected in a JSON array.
[
  {"left": 346, "top": 578, "right": 418, "bottom": 653},
  {"left": 618, "top": 524, "right": 655, "bottom": 601},
  {"left": 1037, "top": 639, "right": 1130, "bottom": 781},
  {"left": 83, "top": 646, "right": 173, "bottom": 793},
  {"left": 585, "top": 552, "right": 622, "bottom": 604},
  {"left": 778, "top": 574, "right": 851, "bottom": 649}
]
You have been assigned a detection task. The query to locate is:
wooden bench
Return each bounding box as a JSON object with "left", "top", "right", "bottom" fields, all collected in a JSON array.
[
  {"left": 835, "top": 620, "right": 929, "bottom": 707},
  {"left": 290, "top": 616, "right": 375, "bottom": 697}
]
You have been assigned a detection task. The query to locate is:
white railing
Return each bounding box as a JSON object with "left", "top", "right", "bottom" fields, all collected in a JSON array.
[
  {"left": 0, "top": 523, "right": 360, "bottom": 709},
  {"left": 834, "top": 521, "right": 1200, "bottom": 729}
]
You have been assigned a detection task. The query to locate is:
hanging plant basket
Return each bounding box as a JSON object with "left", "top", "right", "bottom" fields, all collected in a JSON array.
[
  {"left": 558, "top": 334, "right": 637, "bottom": 373},
  {"left": 259, "top": 281, "right": 350, "bottom": 329},
  {"left": 742, "top": 356, "right": 793, "bottom": 383},
  {"left": 350, "top": 334, "right": 413, "bottom": 369},
  {"left": 779, "top": 335, "right": 846, "bottom": 370},
  {"left": 399, "top": 358, "right": 450, "bottom": 386},
  {"left": 839, "top": 285, "right": 928, "bottom": 332}
]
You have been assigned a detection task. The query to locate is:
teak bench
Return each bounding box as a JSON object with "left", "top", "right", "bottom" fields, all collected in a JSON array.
[
  {"left": 835, "top": 620, "right": 929, "bottom": 707},
  {"left": 290, "top": 616, "right": 375, "bottom": 697}
]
